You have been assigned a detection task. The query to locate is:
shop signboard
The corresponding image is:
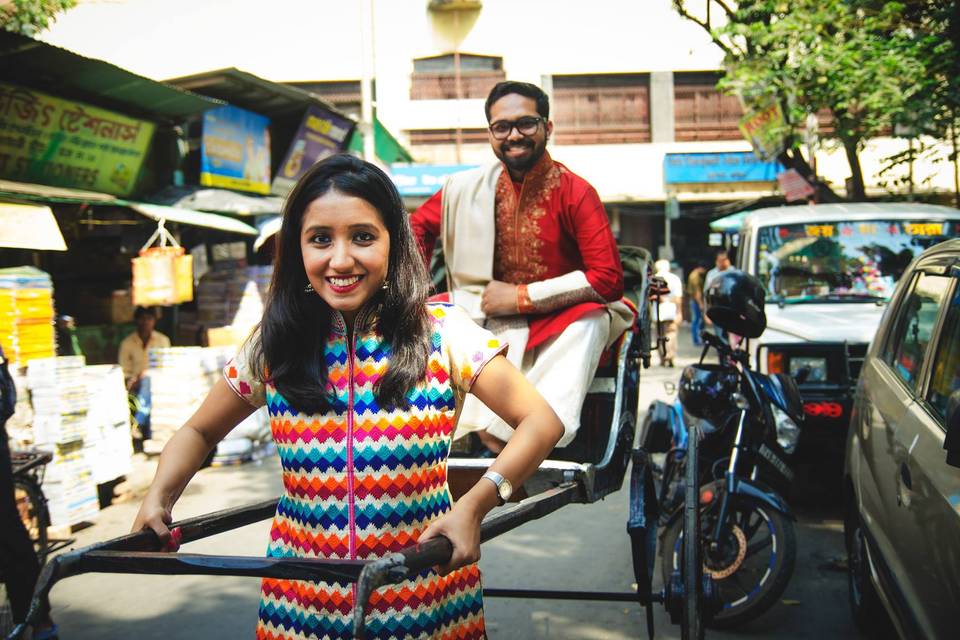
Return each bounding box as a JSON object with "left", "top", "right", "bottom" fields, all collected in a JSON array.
[
  {"left": 389, "top": 164, "right": 478, "bottom": 197},
  {"left": 271, "top": 105, "right": 354, "bottom": 196},
  {"left": 663, "top": 152, "right": 782, "bottom": 185},
  {"left": 0, "top": 82, "right": 155, "bottom": 196},
  {"left": 200, "top": 105, "right": 271, "bottom": 195},
  {"left": 738, "top": 101, "right": 787, "bottom": 161}
]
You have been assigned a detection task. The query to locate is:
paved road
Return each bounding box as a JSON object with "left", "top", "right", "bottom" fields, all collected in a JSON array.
[{"left": 46, "top": 326, "right": 858, "bottom": 639}]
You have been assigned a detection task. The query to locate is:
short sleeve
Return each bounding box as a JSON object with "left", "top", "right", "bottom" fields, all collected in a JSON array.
[
  {"left": 436, "top": 304, "right": 508, "bottom": 394},
  {"left": 223, "top": 331, "right": 266, "bottom": 408}
]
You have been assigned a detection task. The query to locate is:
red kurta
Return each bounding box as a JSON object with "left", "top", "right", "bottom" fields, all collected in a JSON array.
[{"left": 411, "top": 153, "right": 623, "bottom": 350}]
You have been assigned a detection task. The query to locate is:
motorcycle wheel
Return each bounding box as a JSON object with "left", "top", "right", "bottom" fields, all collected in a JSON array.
[
  {"left": 680, "top": 422, "right": 703, "bottom": 640},
  {"left": 662, "top": 492, "right": 796, "bottom": 629}
]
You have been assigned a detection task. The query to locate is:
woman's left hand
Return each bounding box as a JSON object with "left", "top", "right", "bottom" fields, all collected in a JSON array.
[{"left": 418, "top": 502, "right": 483, "bottom": 575}]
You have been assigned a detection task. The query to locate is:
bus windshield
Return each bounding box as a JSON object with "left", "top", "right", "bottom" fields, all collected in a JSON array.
[{"left": 756, "top": 219, "right": 955, "bottom": 303}]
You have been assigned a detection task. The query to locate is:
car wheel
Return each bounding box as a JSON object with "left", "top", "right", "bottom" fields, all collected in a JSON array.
[{"left": 845, "top": 508, "right": 894, "bottom": 638}]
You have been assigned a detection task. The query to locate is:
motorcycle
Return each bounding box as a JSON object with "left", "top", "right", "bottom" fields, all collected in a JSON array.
[{"left": 639, "top": 271, "right": 804, "bottom": 628}]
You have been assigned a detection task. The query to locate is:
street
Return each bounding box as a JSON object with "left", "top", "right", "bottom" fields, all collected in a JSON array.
[{"left": 44, "top": 325, "right": 858, "bottom": 639}]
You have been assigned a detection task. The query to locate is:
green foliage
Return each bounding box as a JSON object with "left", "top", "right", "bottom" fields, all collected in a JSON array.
[
  {"left": 674, "top": 0, "right": 960, "bottom": 199},
  {"left": 1, "top": 0, "right": 77, "bottom": 37}
]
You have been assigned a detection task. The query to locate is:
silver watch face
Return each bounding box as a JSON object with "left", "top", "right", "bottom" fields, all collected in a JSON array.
[{"left": 498, "top": 478, "right": 513, "bottom": 502}]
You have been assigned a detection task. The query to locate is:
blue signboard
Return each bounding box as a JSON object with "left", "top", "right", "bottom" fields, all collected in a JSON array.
[
  {"left": 390, "top": 164, "right": 478, "bottom": 197},
  {"left": 200, "top": 105, "right": 272, "bottom": 195},
  {"left": 663, "top": 152, "right": 782, "bottom": 185}
]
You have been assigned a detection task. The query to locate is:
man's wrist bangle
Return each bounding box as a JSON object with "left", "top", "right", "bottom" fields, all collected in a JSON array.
[{"left": 516, "top": 284, "right": 535, "bottom": 314}]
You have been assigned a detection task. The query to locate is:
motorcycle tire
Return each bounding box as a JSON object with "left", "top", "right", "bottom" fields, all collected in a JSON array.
[{"left": 661, "top": 492, "right": 796, "bottom": 629}]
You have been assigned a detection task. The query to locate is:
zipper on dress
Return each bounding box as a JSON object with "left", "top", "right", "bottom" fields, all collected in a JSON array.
[{"left": 342, "top": 311, "right": 361, "bottom": 607}]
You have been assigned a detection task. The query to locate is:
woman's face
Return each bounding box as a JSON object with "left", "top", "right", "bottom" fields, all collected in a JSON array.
[{"left": 300, "top": 189, "right": 390, "bottom": 325}]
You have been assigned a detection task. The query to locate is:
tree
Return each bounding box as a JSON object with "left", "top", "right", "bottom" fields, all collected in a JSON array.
[
  {"left": 673, "top": 1, "right": 960, "bottom": 202},
  {"left": 1, "top": 0, "right": 76, "bottom": 37}
]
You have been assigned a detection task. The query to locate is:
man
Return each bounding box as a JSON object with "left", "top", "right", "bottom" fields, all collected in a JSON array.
[
  {"left": 119, "top": 306, "right": 170, "bottom": 442},
  {"left": 411, "top": 81, "right": 631, "bottom": 454},
  {"left": 686, "top": 264, "right": 707, "bottom": 346},
  {"left": 654, "top": 260, "right": 683, "bottom": 367},
  {"left": 705, "top": 249, "right": 732, "bottom": 289},
  {"left": 705, "top": 249, "right": 734, "bottom": 338}
]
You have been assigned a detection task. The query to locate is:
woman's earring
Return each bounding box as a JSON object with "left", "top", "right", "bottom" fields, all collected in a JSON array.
[
  {"left": 381, "top": 280, "right": 389, "bottom": 292},
  {"left": 304, "top": 283, "right": 314, "bottom": 293}
]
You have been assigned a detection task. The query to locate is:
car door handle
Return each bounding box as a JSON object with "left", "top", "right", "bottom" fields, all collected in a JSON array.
[{"left": 900, "top": 463, "right": 913, "bottom": 491}]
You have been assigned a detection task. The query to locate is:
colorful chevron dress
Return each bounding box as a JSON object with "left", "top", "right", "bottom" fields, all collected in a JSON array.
[{"left": 223, "top": 302, "right": 505, "bottom": 639}]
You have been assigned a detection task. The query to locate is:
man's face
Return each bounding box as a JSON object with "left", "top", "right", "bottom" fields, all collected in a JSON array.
[
  {"left": 136, "top": 313, "right": 155, "bottom": 335},
  {"left": 716, "top": 253, "right": 731, "bottom": 271},
  {"left": 487, "top": 94, "right": 552, "bottom": 174}
]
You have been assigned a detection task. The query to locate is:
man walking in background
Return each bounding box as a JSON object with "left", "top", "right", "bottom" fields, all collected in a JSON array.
[
  {"left": 654, "top": 259, "right": 683, "bottom": 367},
  {"left": 686, "top": 264, "right": 707, "bottom": 346}
]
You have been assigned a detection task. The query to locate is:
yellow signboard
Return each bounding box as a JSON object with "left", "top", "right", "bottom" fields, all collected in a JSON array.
[{"left": 0, "top": 82, "right": 156, "bottom": 196}]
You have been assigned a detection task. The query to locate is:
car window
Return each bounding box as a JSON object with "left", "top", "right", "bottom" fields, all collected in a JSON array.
[
  {"left": 883, "top": 272, "right": 951, "bottom": 389},
  {"left": 927, "top": 283, "right": 960, "bottom": 423}
]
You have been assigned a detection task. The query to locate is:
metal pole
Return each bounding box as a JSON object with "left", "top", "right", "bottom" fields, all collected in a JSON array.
[
  {"left": 359, "top": 0, "right": 377, "bottom": 162},
  {"left": 453, "top": 10, "right": 463, "bottom": 163}
]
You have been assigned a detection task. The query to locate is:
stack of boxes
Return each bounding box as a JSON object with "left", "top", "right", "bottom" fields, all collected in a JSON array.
[
  {"left": 148, "top": 345, "right": 271, "bottom": 463},
  {"left": 148, "top": 346, "right": 235, "bottom": 447},
  {"left": 84, "top": 365, "right": 134, "bottom": 485},
  {"left": 0, "top": 266, "right": 57, "bottom": 366},
  {"left": 196, "top": 265, "right": 272, "bottom": 343},
  {"left": 26, "top": 356, "right": 99, "bottom": 528}
]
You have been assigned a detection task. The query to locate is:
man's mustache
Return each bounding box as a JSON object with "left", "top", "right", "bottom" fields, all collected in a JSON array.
[{"left": 502, "top": 141, "right": 534, "bottom": 151}]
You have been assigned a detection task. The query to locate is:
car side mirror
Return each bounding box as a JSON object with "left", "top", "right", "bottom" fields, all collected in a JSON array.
[{"left": 944, "top": 391, "right": 960, "bottom": 469}]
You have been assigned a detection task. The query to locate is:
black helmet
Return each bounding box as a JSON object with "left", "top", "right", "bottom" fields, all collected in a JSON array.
[
  {"left": 678, "top": 363, "right": 739, "bottom": 424},
  {"left": 705, "top": 270, "right": 767, "bottom": 338}
]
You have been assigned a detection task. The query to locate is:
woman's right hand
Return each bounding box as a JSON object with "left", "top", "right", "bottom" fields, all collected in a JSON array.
[{"left": 132, "top": 496, "right": 179, "bottom": 551}]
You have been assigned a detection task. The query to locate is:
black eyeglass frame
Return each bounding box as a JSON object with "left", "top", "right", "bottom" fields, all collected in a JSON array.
[{"left": 488, "top": 116, "right": 545, "bottom": 140}]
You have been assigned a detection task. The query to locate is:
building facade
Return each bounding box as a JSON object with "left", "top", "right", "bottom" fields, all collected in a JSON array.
[{"left": 42, "top": 0, "right": 959, "bottom": 263}]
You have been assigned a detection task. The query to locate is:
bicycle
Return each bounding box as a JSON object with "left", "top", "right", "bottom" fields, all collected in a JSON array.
[{"left": 1, "top": 450, "right": 53, "bottom": 636}]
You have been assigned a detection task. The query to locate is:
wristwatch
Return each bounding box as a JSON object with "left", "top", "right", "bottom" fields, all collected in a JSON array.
[{"left": 481, "top": 471, "right": 513, "bottom": 506}]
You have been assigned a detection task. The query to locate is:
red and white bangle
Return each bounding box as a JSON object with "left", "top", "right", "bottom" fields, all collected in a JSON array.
[{"left": 516, "top": 284, "right": 536, "bottom": 314}]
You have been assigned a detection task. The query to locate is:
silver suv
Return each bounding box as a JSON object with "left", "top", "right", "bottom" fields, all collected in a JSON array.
[{"left": 844, "top": 238, "right": 960, "bottom": 639}]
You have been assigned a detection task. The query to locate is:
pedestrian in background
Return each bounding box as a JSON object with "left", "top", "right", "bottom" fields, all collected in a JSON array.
[
  {"left": 654, "top": 259, "right": 683, "bottom": 367},
  {"left": 132, "top": 154, "right": 564, "bottom": 639},
  {"left": 686, "top": 264, "right": 707, "bottom": 346},
  {"left": 119, "top": 306, "right": 170, "bottom": 444}
]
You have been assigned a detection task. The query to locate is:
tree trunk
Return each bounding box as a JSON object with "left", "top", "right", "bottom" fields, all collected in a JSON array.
[{"left": 842, "top": 139, "right": 867, "bottom": 201}]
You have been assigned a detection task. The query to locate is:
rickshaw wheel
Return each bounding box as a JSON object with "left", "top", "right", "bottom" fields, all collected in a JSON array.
[{"left": 681, "top": 422, "right": 704, "bottom": 640}]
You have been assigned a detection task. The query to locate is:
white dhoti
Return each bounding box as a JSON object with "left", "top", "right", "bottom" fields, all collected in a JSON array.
[{"left": 455, "top": 309, "right": 611, "bottom": 448}]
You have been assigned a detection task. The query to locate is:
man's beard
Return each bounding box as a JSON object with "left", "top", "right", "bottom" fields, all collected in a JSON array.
[{"left": 498, "top": 138, "right": 546, "bottom": 173}]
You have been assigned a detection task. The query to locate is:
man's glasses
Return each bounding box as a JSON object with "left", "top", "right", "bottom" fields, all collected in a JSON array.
[{"left": 489, "top": 116, "right": 543, "bottom": 140}]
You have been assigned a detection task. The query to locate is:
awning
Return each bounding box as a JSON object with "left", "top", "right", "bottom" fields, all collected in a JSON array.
[
  {"left": 149, "top": 185, "right": 284, "bottom": 216},
  {"left": 253, "top": 216, "right": 282, "bottom": 251},
  {"left": 0, "top": 179, "right": 117, "bottom": 205},
  {"left": 1, "top": 31, "right": 221, "bottom": 121},
  {"left": 709, "top": 210, "right": 753, "bottom": 232},
  {"left": 0, "top": 202, "right": 67, "bottom": 251},
  {"left": 0, "top": 179, "right": 257, "bottom": 235},
  {"left": 165, "top": 68, "right": 347, "bottom": 123},
  {"left": 126, "top": 203, "right": 258, "bottom": 236}
]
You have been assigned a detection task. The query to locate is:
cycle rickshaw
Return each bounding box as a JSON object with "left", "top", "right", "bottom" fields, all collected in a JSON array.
[{"left": 10, "top": 247, "right": 714, "bottom": 640}]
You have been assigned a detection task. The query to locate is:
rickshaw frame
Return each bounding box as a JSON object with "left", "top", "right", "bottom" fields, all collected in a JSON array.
[{"left": 10, "top": 264, "right": 708, "bottom": 640}]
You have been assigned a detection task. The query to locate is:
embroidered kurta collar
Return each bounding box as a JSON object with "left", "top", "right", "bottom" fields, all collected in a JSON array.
[{"left": 330, "top": 301, "right": 381, "bottom": 337}]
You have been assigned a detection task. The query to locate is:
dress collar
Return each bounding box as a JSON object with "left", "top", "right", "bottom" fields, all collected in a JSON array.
[{"left": 330, "top": 300, "right": 380, "bottom": 337}]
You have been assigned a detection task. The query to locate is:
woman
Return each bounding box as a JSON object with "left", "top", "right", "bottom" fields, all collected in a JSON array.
[{"left": 133, "top": 154, "right": 564, "bottom": 639}]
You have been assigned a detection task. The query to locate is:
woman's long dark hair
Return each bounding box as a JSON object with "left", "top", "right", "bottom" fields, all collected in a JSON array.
[{"left": 252, "top": 154, "right": 432, "bottom": 413}]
